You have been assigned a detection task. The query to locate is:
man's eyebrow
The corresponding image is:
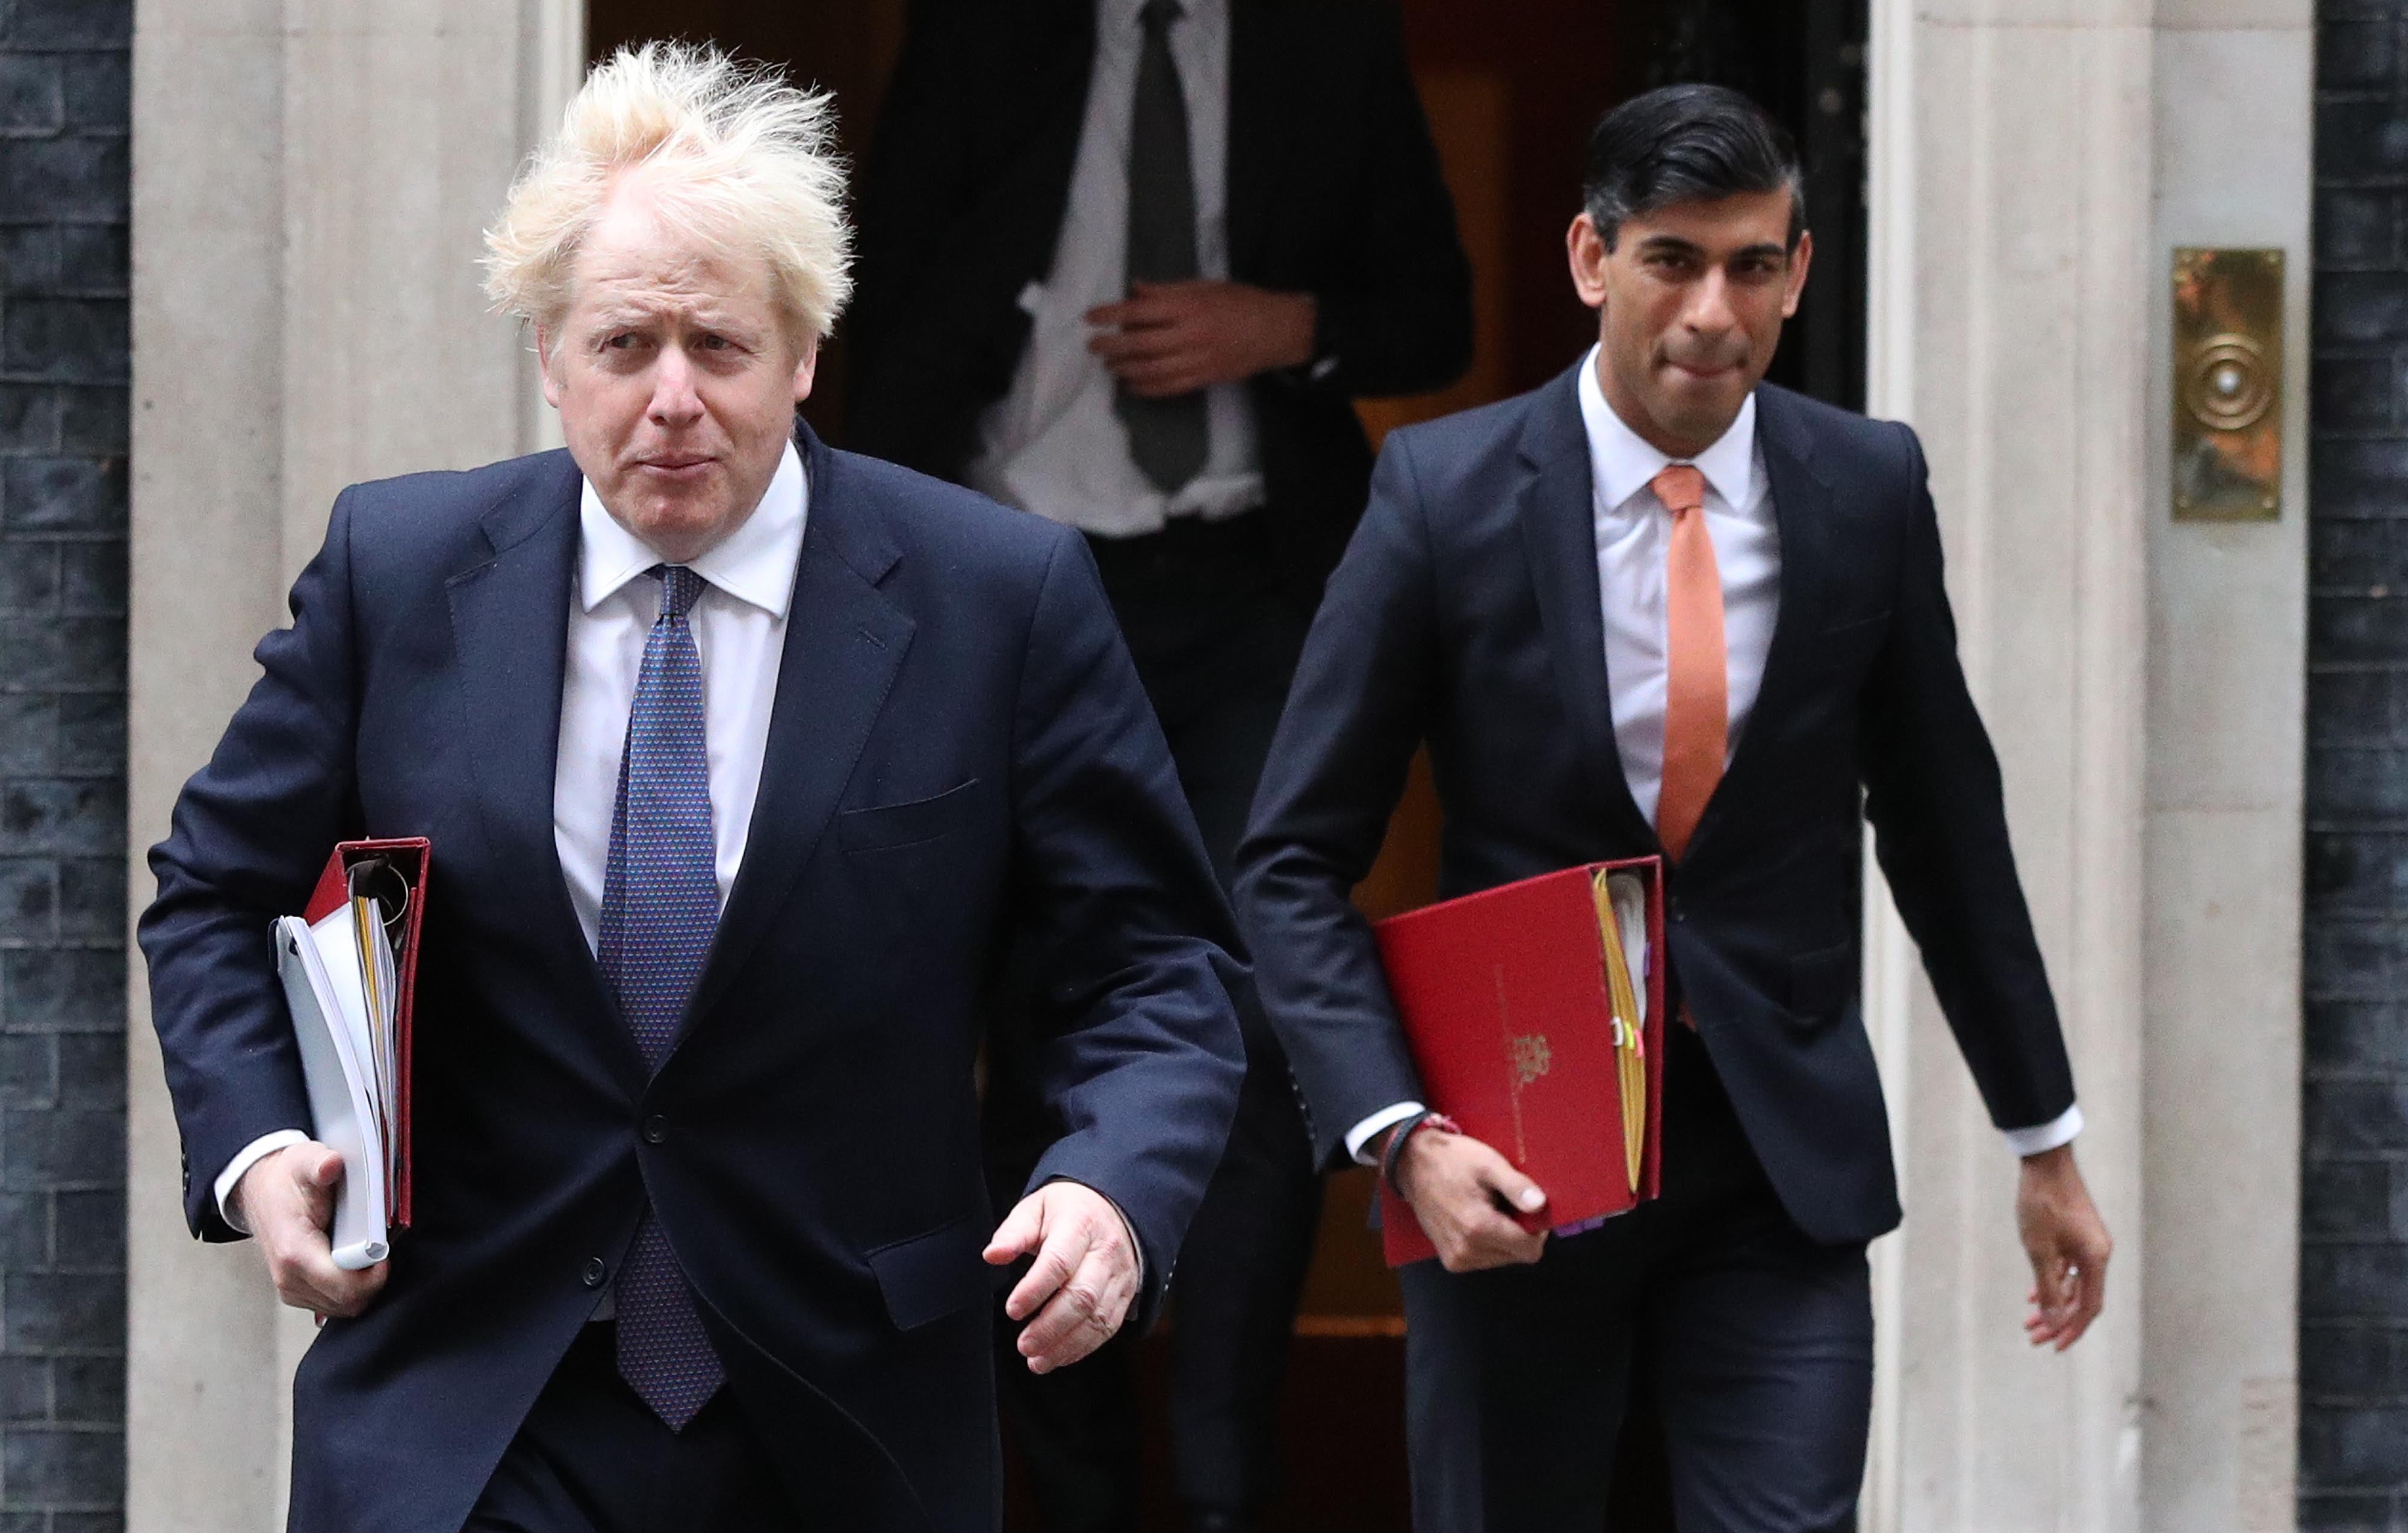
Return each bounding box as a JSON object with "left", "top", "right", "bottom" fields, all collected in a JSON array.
[
  {"left": 577, "top": 305, "right": 654, "bottom": 332},
  {"left": 1631, "top": 234, "right": 1788, "bottom": 264},
  {"left": 577, "top": 303, "right": 761, "bottom": 334}
]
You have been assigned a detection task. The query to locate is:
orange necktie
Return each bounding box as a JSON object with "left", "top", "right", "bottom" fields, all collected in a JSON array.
[{"left": 1652, "top": 464, "right": 1724, "bottom": 862}]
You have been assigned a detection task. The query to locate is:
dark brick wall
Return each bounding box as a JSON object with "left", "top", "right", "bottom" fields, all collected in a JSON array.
[
  {"left": 0, "top": 0, "right": 128, "bottom": 1528},
  {"left": 2309, "top": 4, "right": 2408, "bottom": 1528}
]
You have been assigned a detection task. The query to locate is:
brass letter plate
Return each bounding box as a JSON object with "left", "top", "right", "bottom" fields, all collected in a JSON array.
[{"left": 2172, "top": 247, "right": 2283, "bottom": 521}]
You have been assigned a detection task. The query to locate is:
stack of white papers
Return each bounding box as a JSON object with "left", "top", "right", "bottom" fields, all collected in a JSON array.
[{"left": 272, "top": 897, "right": 400, "bottom": 1270}]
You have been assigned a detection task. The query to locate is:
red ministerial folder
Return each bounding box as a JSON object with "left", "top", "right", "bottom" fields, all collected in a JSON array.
[
  {"left": 1372, "top": 859, "right": 1665, "bottom": 1266},
  {"left": 301, "top": 838, "right": 428, "bottom": 1230}
]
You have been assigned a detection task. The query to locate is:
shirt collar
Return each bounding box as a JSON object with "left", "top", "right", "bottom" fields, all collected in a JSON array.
[
  {"left": 577, "top": 440, "right": 808, "bottom": 618},
  {"left": 1116, "top": 0, "right": 1208, "bottom": 31},
  {"left": 1575, "top": 343, "right": 1757, "bottom": 516}
]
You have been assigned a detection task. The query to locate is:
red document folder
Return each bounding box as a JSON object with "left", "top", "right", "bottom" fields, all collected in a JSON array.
[
  {"left": 1372, "top": 859, "right": 1665, "bottom": 1266},
  {"left": 300, "top": 838, "right": 428, "bottom": 1230}
]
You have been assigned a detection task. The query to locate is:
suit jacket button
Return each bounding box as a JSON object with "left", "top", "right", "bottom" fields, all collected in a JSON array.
[
  {"left": 642, "top": 1115, "right": 669, "bottom": 1145},
  {"left": 582, "top": 1256, "right": 607, "bottom": 1288}
]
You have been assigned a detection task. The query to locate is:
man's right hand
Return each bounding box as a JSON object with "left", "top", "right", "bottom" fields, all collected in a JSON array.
[
  {"left": 1392, "top": 1126, "right": 1550, "bottom": 1273},
  {"left": 232, "top": 1142, "right": 388, "bottom": 1319}
]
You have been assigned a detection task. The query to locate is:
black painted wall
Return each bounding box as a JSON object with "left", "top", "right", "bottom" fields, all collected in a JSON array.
[
  {"left": 2307, "top": 2, "right": 2408, "bottom": 1526},
  {"left": 0, "top": 0, "right": 128, "bottom": 1526}
]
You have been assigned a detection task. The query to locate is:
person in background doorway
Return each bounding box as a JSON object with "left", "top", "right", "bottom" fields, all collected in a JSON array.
[
  {"left": 848, "top": 4, "right": 1472, "bottom": 1531},
  {"left": 1236, "top": 84, "right": 2113, "bottom": 1531}
]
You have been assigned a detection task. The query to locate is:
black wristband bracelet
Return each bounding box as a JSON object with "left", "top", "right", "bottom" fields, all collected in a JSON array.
[{"left": 1380, "top": 1111, "right": 1437, "bottom": 1195}]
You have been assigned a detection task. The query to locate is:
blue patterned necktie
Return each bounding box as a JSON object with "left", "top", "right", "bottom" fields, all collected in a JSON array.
[{"left": 596, "top": 564, "right": 726, "bottom": 1430}]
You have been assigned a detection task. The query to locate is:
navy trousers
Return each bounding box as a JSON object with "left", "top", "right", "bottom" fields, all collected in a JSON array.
[
  {"left": 1398, "top": 1030, "right": 1875, "bottom": 1533},
  {"left": 461, "top": 1323, "right": 806, "bottom": 1533}
]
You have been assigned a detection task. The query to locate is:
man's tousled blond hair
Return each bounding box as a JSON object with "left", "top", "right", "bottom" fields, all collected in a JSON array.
[{"left": 483, "top": 42, "right": 852, "bottom": 350}]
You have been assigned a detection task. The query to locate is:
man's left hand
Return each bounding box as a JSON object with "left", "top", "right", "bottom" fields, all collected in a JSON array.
[
  {"left": 983, "top": 1181, "right": 1141, "bottom": 1375},
  {"left": 2017, "top": 1143, "right": 2111, "bottom": 1351},
  {"left": 1087, "top": 281, "right": 1317, "bottom": 397}
]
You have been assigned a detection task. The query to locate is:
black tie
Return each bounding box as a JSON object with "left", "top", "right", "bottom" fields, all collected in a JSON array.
[{"left": 1115, "top": 0, "right": 1210, "bottom": 497}]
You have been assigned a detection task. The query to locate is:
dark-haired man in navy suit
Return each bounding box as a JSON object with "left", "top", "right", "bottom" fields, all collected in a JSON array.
[{"left": 1237, "top": 84, "right": 2114, "bottom": 1531}]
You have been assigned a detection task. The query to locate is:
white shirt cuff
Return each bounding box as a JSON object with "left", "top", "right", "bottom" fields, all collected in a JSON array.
[
  {"left": 214, "top": 1130, "right": 311, "bottom": 1234},
  {"left": 2001, "top": 1103, "right": 2082, "bottom": 1158},
  {"left": 1111, "top": 1198, "right": 1145, "bottom": 1287},
  {"left": 1345, "top": 1101, "right": 1429, "bottom": 1167}
]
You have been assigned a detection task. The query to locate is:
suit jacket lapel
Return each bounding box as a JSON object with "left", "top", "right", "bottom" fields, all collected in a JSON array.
[
  {"left": 444, "top": 452, "right": 643, "bottom": 1088},
  {"left": 1001, "top": 0, "right": 1100, "bottom": 294},
  {"left": 1225, "top": 0, "right": 1300, "bottom": 275},
  {"left": 678, "top": 429, "right": 917, "bottom": 1042},
  {"left": 1700, "top": 386, "right": 1834, "bottom": 850},
  {"left": 1515, "top": 365, "right": 1659, "bottom": 853}
]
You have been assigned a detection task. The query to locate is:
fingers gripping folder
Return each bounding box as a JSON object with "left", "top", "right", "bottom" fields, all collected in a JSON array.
[
  {"left": 1371, "top": 858, "right": 1666, "bottom": 1267},
  {"left": 271, "top": 839, "right": 428, "bottom": 1269}
]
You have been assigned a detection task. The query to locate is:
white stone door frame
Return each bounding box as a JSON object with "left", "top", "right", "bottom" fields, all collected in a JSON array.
[
  {"left": 1858, "top": 2, "right": 2309, "bottom": 1531},
  {"left": 125, "top": 2, "right": 582, "bottom": 1527}
]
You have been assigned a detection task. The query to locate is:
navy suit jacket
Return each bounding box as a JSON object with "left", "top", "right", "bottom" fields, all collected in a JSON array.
[
  {"left": 140, "top": 428, "right": 1247, "bottom": 1532},
  {"left": 1235, "top": 367, "right": 2076, "bottom": 1245}
]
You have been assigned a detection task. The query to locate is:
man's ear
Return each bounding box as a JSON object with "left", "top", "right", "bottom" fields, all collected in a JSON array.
[
  {"left": 1780, "top": 230, "right": 1815, "bottom": 320},
  {"left": 792, "top": 338, "right": 821, "bottom": 405},
  {"left": 535, "top": 327, "right": 563, "bottom": 409},
  {"left": 1566, "top": 213, "right": 1610, "bottom": 311}
]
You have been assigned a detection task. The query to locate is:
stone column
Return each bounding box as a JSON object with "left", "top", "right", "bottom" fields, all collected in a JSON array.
[
  {"left": 125, "top": 1, "right": 580, "bottom": 1527},
  {"left": 1860, "top": 2, "right": 2310, "bottom": 1530},
  {"left": 2140, "top": 7, "right": 2310, "bottom": 1530},
  {"left": 1861, "top": 4, "right": 2152, "bottom": 1528}
]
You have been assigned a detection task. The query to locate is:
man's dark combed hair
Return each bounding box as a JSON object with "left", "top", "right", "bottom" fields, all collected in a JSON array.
[{"left": 1582, "top": 84, "right": 1805, "bottom": 251}]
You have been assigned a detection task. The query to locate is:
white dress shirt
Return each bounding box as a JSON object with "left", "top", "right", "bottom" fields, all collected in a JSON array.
[
  {"left": 213, "top": 444, "right": 810, "bottom": 1227},
  {"left": 1579, "top": 346, "right": 1781, "bottom": 826},
  {"left": 552, "top": 443, "right": 805, "bottom": 949},
  {"left": 965, "top": 0, "right": 1266, "bottom": 536},
  {"left": 1342, "top": 350, "right": 2081, "bottom": 1165}
]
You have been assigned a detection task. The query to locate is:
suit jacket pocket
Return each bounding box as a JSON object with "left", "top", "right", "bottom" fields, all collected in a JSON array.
[
  {"left": 1810, "top": 609, "right": 1892, "bottom": 671},
  {"left": 1789, "top": 941, "right": 1858, "bottom": 1021},
  {"left": 864, "top": 1215, "right": 994, "bottom": 1331},
  {"left": 1821, "top": 609, "right": 1891, "bottom": 636},
  {"left": 838, "top": 779, "right": 980, "bottom": 854}
]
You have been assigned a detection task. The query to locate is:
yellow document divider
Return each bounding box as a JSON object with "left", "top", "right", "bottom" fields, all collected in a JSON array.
[{"left": 1590, "top": 870, "right": 1648, "bottom": 1193}]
